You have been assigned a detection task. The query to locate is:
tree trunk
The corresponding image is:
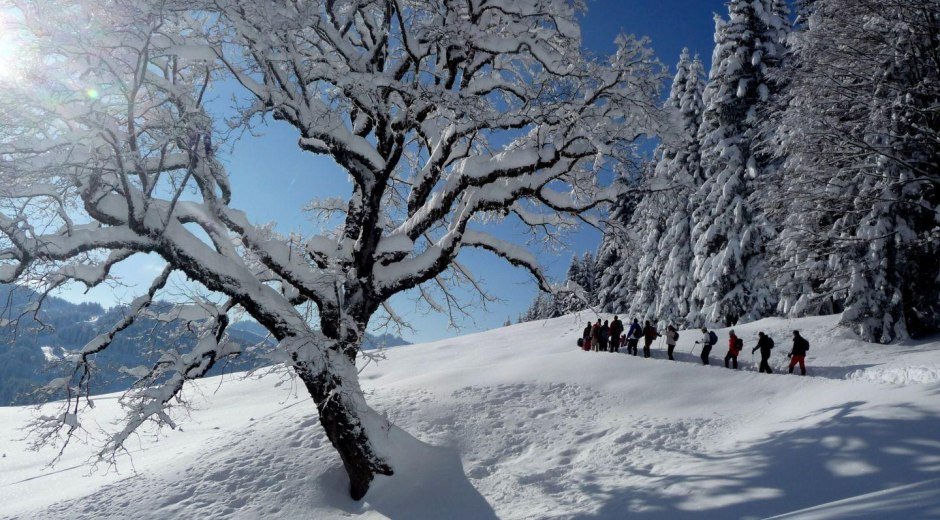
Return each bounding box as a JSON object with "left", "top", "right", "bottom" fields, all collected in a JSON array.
[{"left": 294, "top": 346, "right": 393, "bottom": 500}]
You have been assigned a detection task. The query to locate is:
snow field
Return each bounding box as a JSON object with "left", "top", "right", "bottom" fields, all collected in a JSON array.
[{"left": 1, "top": 313, "right": 939, "bottom": 519}]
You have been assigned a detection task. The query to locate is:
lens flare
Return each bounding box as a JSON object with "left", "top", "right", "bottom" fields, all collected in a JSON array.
[{"left": 0, "top": 12, "right": 24, "bottom": 84}]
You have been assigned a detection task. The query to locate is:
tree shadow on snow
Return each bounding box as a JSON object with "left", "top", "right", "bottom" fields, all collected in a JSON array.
[
  {"left": 317, "top": 425, "right": 498, "bottom": 520},
  {"left": 570, "top": 400, "right": 940, "bottom": 519}
]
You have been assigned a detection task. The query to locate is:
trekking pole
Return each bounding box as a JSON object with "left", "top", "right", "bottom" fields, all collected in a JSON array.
[{"left": 690, "top": 341, "right": 698, "bottom": 355}]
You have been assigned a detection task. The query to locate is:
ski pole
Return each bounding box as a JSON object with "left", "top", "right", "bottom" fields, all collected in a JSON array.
[{"left": 690, "top": 341, "right": 698, "bottom": 355}]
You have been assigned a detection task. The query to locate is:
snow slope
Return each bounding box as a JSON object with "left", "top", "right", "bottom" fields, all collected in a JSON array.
[{"left": 2, "top": 313, "right": 939, "bottom": 519}]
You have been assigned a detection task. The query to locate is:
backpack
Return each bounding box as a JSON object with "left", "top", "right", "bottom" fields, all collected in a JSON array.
[
  {"left": 577, "top": 338, "right": 584, "bottom": 348},
  {"left": 735, "top": 337, "right": 743, "bottom": 350},
  {"left": 708, "top": 331, "right": 718, "bottom": 345},
  {"left": 632, "top": 326, "right": 642, "bottom": 339},
  {"left": 768, "top": 337, "right": 775, "bottom": 349},
  {"left": 798, "top": 337, "right": 809, "bottom": 351},
  {"left": 674, "top": 331, "right": 680, "bottom": 341}
]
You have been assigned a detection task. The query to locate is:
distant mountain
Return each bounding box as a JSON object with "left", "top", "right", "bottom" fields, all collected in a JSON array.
[
  {"left": 226, "top": 320, "right": 410, "bottom": 349},
  {"left": 0, "top": 286, "right": 407, "bottom": 406}
]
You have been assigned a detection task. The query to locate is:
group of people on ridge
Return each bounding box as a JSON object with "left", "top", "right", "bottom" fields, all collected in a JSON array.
[{"left": 579, "top": 317, "right": 811, "bottom": 375}]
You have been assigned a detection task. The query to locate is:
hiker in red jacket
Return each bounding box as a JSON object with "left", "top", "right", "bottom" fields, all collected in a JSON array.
[
  {"left": 642, "top": 320, "right": 660, "bottom": 358},
  {"left": 724, "top": 330, "right": 742, "bottom": 369}
]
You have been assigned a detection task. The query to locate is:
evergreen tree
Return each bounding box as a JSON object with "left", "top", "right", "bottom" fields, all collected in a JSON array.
[
  {"left": 689, "top": 0, "right": 791, "bottom": 326},
  {"left": 775, "top": 0, "right": 940, "bottom": 342},
  {"left": 522, "top": 252, "right": 597, "bottom": 321},
  {"left": 594, "top": 177, "right": 643, "bottom": 313},
  {"left": 652, "top": 51, "right": 707, "bottom": 326}
]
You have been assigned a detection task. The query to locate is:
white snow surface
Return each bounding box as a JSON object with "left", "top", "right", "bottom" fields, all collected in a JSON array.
[{"left": 2, "top": 313, "right": 940, "bottom": 519}]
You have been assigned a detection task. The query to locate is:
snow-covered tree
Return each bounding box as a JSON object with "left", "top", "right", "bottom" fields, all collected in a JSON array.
[
  {"left": 689, "top": 0, "right": 790, "bottom": 326},
  {"left": 573, "top": 251, "right": 597, "bottom": 297},
  {"left": 594, "top": 172, "right": 645, "bottom": 314},
  {"left": 0, "top": 0, "right": 663, "bottom": 498},
  {"left": 594, "top": 50, "right": 706, "bottom": 325},
  {"left": 650, "top": 50, "right": 707, "bottom": 325},
  {"left": 522, "top": 251, "right": 597, "bottom": 321},
  {"left": 774, "top": 0, "right": 940, "bottom": 342}
]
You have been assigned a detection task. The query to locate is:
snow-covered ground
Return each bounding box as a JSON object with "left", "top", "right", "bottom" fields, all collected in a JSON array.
[{"left": 2, "top": 313, "right": 939, "bottom": 519}]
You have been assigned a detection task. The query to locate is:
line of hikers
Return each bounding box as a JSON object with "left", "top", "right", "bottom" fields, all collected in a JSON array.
[{"left": 578, "top": 316, "right": 811, "bottom": 375}]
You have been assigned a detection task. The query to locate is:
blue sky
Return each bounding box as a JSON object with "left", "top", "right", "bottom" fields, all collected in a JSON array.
[{"left": 58, "top": 0, "right": 729, "bottom": 343}]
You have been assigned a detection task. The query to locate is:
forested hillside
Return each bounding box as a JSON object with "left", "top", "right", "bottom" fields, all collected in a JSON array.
[{"left": 525, "top": 0, "right": 939, "bottom": 344}]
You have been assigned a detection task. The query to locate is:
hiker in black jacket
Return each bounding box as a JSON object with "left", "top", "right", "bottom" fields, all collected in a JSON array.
[
  {"left": 581, "top": 323, "right": 593, "bottom": 351},
  {"left": 752, "top": 332, "right": 775, "bottom": 374},
  {"left": 598, "top": 320, "right": 610, "bottom": 352},
  {"left": 788, "top": 330, "right": 810, "bottom": 375},
  {"left": 609, "top": 316, "right": 624, "bottom": 353}
]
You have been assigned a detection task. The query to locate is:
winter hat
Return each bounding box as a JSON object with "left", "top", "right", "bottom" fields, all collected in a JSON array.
[{"left": 730, "top": 329, "right": 735, "bottom": 335}]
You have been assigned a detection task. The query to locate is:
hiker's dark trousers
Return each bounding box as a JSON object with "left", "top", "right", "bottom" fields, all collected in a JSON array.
[
  {"left": 627, "top": 339, "right": 639, "bottom": 356},
  {"left": 759, "top": 357, "right": 773, "bottom": 373},
  {"left": 701, "top": 344, "right": 712, "bottom": 365},
  {"left": 724, "top": 352, "right": 738, "bottom": 369}
]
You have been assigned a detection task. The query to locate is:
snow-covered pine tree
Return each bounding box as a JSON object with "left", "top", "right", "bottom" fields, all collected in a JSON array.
[
  {"left": 521, "top": 251, "right": 598, "bottom": 321},
  {"left": 769, "top": 0, "right": 837, "bottom": 319},
  {"left": 521, "top": 292, "right": 556, "bottom": 321},
  {"left": 576, "top": 251, "right": 597, "bottom": 299},
  {"left": 557, "top": 254, "right": 591, "bottom": 315},
  {"left": 594, "top": 170, "right": 647, "bottom": 314},
  {"left": 651, "top": 51, "right": 707, "bottom": 326},
  {"left": 689, "top": 0, "right": 790, "bottom": 327},
  {"left": 774, "top": 0, "right": 940, "bottom": 342},
  {"left": 630, "top": 151, "right": 671, "bottom": 320}
]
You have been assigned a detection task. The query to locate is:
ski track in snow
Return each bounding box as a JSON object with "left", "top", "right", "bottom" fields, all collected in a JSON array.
[{"left": 2, "top": 313, "right": 940, "bottom": 519}]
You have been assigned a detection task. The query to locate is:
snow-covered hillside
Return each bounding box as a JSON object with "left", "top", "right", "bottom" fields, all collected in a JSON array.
[{"left": 2, "top": 314, "right": 939, "bottom": 519}]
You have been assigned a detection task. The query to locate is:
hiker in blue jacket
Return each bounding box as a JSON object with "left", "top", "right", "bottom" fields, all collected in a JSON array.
[{"left": 626, "top": 319, "right": 642, "bottom": 356}]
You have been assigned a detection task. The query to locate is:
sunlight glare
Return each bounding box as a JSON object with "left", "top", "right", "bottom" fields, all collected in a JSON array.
[{"left": 0, "top": 11, "right": 24, "bottom": 84}]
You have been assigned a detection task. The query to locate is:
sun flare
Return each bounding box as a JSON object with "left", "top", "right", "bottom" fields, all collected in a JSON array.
[{"left": 0, "top": 12, "right": 25, "bottom": 84}]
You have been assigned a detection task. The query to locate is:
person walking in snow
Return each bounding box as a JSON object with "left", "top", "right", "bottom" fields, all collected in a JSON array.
[
  {"left": 626, "top": 318, "right": 642, "bottom": 356},
  {"left": 696, "top": 327, "right": 717, "bottom": 365},
  {"left": 665, "top": 325, "right": 679, "bottom": 360},
  {"left": 609, "top": 315, "right": 624, "bottom": 353},
  {"left": 724, "top": 330, "right": 743, "bottom": 369},
  {"left": 788, "top": 330, "right": 810, "bottom": 376},
  {"left": 582, "top": 322, "right": 593, "bottom": 351},
  {"left": 591, "top": 319, "right": 602, "bottom": 352},
  {"left": 752, "top": 331, "right": 775, "bottom": 373},
  {"left": 642, "top": 320, "right": 660, "bottom": 358},
  {"left": 598, "top": 320, "right": 610, "bottom": 352}
]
